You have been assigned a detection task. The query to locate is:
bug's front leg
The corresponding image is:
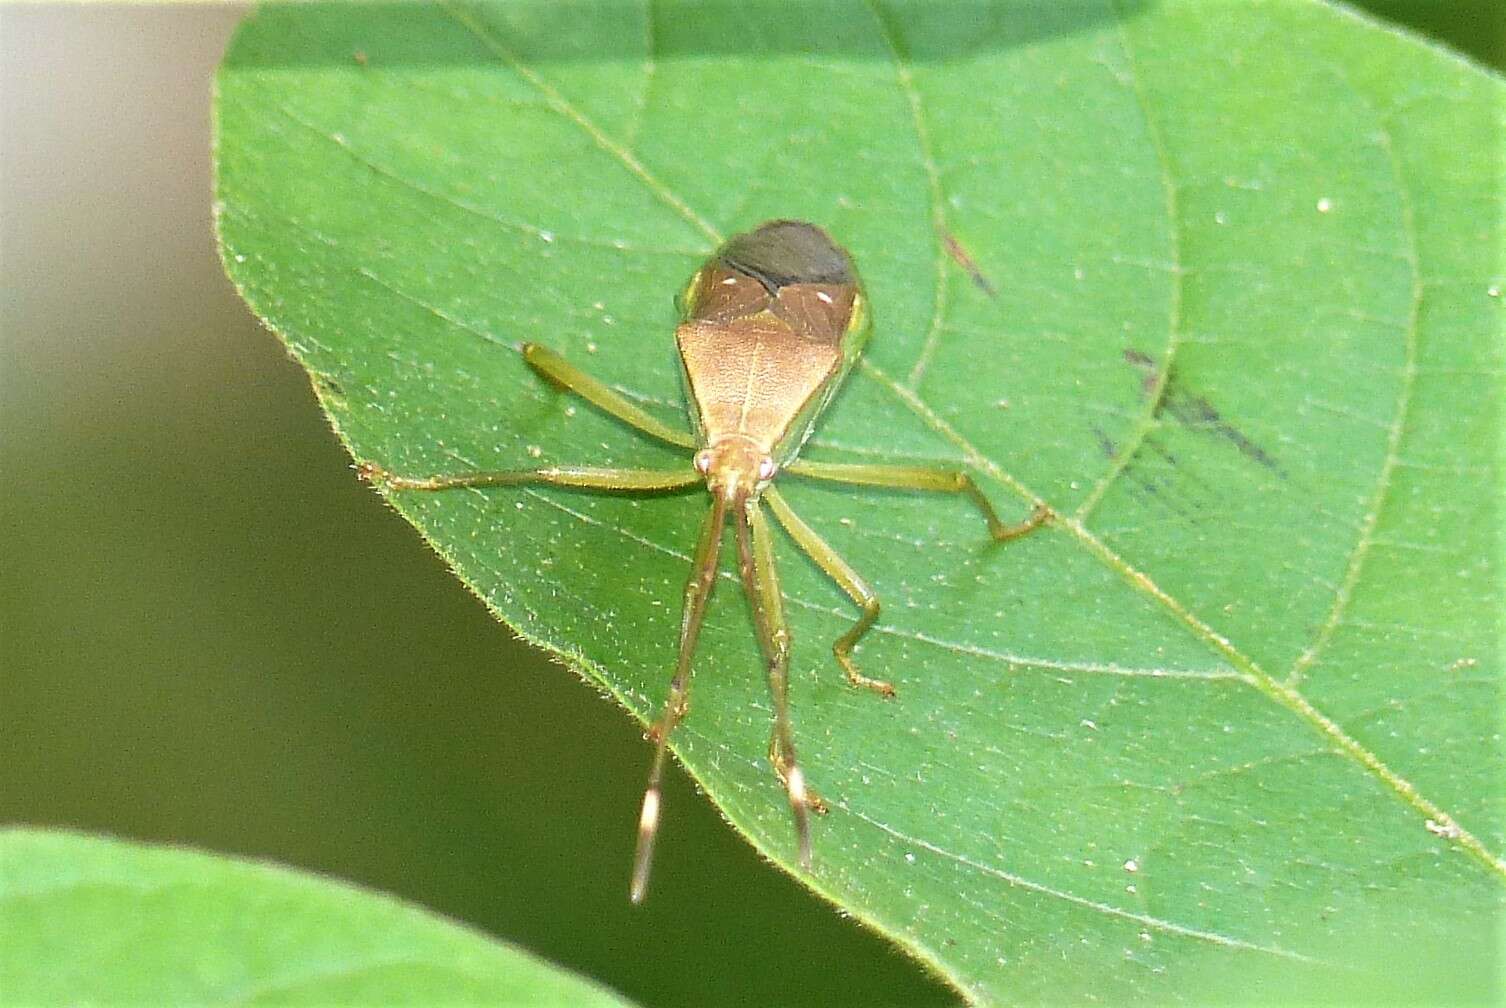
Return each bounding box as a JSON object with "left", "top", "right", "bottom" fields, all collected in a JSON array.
[
  {"left": 520, "top": 343, "right": 696, "bottom": 449},
  {"left": 785, "top": 460, "right": 1050, "bottom": 541}
]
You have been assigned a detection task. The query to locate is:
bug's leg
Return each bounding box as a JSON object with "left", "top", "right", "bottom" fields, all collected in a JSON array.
[
  {"left": 360, "top": 463, "right": 700, "bottom": 494},
  {"left": 630, "top": 493, "right": 729, "bottom": 904},
  {"left": 522, "top": 343, "right": 696, "bottom": 449},
  {"left": 763, "top": 487, "right": 891, "bottom": 698},
  {"left": 785, "top": 461, "right": 1050, "bottom": 541},
  {"left": 736, "top": 497, "right": 822, "bottom": 871}
]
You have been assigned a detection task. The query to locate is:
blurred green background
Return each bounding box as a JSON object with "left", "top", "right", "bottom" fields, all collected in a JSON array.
[{"left": 2, "top": 4, "right": 1500, "bottom": 1006}]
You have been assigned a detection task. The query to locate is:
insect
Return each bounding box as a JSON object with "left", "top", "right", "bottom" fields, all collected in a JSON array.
[{"left": 360, "top": 220, "right": 1048, "bottom": 901}]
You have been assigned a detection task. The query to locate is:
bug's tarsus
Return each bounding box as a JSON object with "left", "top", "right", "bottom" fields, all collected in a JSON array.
[
  {"left": 630, "top": 492, "right": 731, "bottom": 903},
  {"left": 629, "top": 782, "right": 661, "bottom": 905},
  {"left": 838, "top": 654, "right": 895, "bottom": 698},
  {"left": 989, "top": 502, "right": 1052, "bottom": 542}
]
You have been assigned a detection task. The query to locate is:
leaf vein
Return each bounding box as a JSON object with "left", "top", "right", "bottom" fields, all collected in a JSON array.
[
  {"left": 860, "top": 0, "right": 951, "bottom": 391},
  {"left": 276, "top": 104, "right": 705, "bottom": 259},
  {"left": 439, "top": 0, "right": 723, "bottom": 246},
  {"left": 1285, "top": 71, "right": 1420, "bottom": 690},
  {"left": 1073, "top": 8, "right": 1185, "bottom": 523},
  {"left": 836, "top": 804, "right": 1330, "bottom": 964}
]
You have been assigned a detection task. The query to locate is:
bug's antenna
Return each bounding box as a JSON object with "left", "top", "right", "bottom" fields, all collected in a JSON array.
[
  {"left": 735, "top": 497, "right": 812, "bottom": 870},
  {"left": 631, "top": 491, "right": 731, "bottom": 903}
]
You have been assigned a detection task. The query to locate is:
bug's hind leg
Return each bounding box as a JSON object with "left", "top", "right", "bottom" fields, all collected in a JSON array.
[
  {"left": 764, "top": 487, "right": 892, "bottom": 699},
  {"left": 630, "top": 493, "right": 730, "bottom": 903},
  {"left": 521, "top": 343, "right": 696, "bottom": 449},
  {"left": 737, "top": 498, "right": 826, "bottom": 868}
]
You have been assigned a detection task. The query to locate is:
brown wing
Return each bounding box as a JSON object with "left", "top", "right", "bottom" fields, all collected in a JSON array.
[
  {"left": 770, "top": 282, "right": 857, "bottom": 342},
  {"left": 683, "top": 263, "right": 856, "bottom": 341},
  {"left": 683, "top": 264, "right": 771, "bottom": 324}
]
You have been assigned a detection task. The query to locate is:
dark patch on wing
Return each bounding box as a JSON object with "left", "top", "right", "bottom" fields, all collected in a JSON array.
[
  {"left": 717, "top": 220, "right": 854, "bottom": 293},
  {"left": 1122, "top": 347, "right": 1281, "bottom": 474},
  {"left": 939, "top": 228, "right": 997, "bottom": 297}
]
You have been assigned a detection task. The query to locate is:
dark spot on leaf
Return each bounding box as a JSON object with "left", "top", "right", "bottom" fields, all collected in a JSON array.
[
  {"left": 1126, "top": 467, "right": 1204, "bottom": 524},
  {"left": 1161, "top": 383, "right": 1281, "bottom": 473},
  {"left": 1122, "top": 348, "right": 1160, "bottom": 396},
  {"left": 1141, "top": 433, "right": 1179, "bottom": 470},
  {"left": 1123, "top": 350, "right": 1281, "bottom": 474},
  {"left": 1095, "top": 425, "right": 1197, "bottom": 516},
  {"left": 1091, "top": 424, "right": 1117, "bottom": 460},
  {"left": 1143, "top": 433, "right": 1224, "bottom": 504},
  {"left": 939, "top": 228, "right": 996, "bottom": 298}
]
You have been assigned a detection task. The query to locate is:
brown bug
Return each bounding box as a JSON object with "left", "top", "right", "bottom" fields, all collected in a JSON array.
[{"left": 362, "top": 220, "right": 1047, "bottom": 900}]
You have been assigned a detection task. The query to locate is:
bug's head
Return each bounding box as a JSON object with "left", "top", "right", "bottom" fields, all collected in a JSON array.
[{"left": 695, "top": 438, "right": 776, "bottom": 501}]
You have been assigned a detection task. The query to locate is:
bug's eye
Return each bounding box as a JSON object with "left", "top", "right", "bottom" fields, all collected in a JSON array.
[
  {"left": 694, "top": 450, "right": 713, "bottom": 474},
  {"left": 757, "top": 457, "right": 777, "bottom": 481}
]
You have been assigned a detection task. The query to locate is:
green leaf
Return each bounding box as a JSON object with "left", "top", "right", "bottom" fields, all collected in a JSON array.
[
  {"left": 215, "top": 2, "right": 1505, "bottom": 1002},
  {"left": 0, "top": 829, "right": 636, "bottom": 1005}
]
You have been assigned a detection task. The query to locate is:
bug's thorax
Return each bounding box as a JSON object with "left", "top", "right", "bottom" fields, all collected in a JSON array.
[{"left": 694, "top": 436, "right": 775, "bottom": 503}]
